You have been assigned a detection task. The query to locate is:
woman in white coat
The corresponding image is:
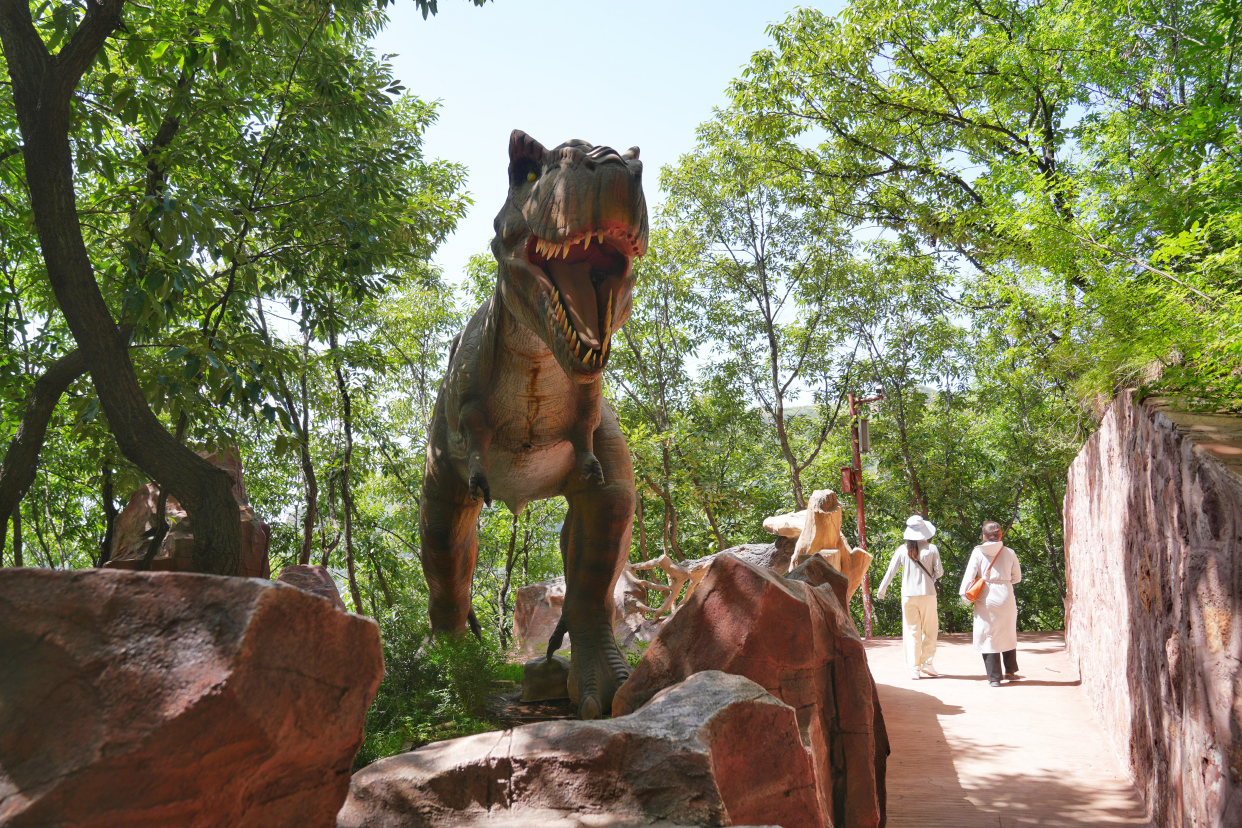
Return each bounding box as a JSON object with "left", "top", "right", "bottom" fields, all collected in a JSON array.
[{"left": 958, "top": 520, "right": 1022, "bottom": 687}]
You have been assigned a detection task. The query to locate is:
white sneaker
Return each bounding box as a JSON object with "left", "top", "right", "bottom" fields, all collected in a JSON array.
[
  {"left": 910, "top": 669, "right": 921, "bottom": 680},
  {"left": 920, "top": 663, "right": 939, "bottom": 677}
]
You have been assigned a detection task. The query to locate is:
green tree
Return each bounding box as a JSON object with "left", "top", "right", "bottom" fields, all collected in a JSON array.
[
  {"left": 729, "top": 0, "right": 1241, "bottom": 409},
  {"left": 662, "top": 121, "right": 857, "bottom": 511},
  {"left": 0, "top": 0, "right": 470, "bottom": 569}
]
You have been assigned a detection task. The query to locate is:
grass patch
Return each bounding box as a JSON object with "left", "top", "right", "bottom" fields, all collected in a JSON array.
[{"left": 355, "top": 604, "right": 509, "bottom": 769}]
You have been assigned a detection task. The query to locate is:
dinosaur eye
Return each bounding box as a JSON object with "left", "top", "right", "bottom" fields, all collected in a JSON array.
[{"left": 527, "top": 171, "right": 537, "bottom": 182}]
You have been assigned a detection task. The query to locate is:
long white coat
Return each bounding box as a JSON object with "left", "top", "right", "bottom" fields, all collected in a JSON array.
[{"left": 958, "top": 542, "right": 1022, "bottom": 653}]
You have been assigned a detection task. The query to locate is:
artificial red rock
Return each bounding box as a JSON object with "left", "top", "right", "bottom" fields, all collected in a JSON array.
[
  {"left": 521, "top": 654, "right": 571, "bottom": 702},
  {"left": 613, "top": 553, "right": 889, "bottom": 828},
  {"left": 1065, "top": 393, "right": 1242, "bottom": 827},
  {"left": 512, "top": 569, "right": 658, "bottom": 656},
  {"left": 0, "top": 568, "right": 383, "bottom": 828},
  {"left": 512, "top": 576, "right": 568, "bottom": 656},
  {"left": 104, "top": 447, "right": 271, "bottom": 578},
  {"left": 277, "top": 563, "right": 348, "bottom": 611},
  {"left": 786, "top": 552, "right": 850, "bottom": 607},
  {"left": 337, "top": 670, "right": 820, "bottom": 828}
]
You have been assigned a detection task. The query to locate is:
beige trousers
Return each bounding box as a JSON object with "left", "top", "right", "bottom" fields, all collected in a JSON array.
[{"left": 901, "top": 594, "right": 939, "bottom": 669}]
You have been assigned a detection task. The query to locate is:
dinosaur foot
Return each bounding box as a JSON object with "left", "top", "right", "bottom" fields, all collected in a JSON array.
[
  {"left": 578, "top": 452, "right": 605, "bottom": 485},
  {"left": 566, "top": 618, "right": 630, "bottom": 720}
]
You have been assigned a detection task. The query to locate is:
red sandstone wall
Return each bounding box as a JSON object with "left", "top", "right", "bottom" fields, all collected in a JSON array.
[{"left": 1065, "top": 393, "right": 1242, "bottom": 828}]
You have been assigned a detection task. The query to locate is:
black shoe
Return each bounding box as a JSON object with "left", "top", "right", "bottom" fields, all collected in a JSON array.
[{"left": 989, "top": 680, "right": 1001, "bottom": 687}]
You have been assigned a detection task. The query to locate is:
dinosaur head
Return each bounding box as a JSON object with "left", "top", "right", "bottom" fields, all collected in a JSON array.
[{"left": 492, "top": 129, "right": 648, "bottom": 380}]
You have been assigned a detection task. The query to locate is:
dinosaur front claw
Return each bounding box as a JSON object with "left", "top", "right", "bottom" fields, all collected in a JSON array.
[
  {"left": 469, "top": 469, "right": 491, "bottom": 506},
  {"left": 565, "top": 618, "right": 629, "bottom": 719},
  {"left": 578, "top": 452, "right": 605, "bottom": 485}
]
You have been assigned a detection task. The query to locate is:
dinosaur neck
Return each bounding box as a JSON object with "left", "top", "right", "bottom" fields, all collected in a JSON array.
[{"left": 487, "top": 288, "right": 602, "bottom": 395}]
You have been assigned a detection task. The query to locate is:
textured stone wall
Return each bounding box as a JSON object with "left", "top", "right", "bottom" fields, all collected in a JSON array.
[{"left": 1065, "top": 393, "right": 1242, "bottom": 828}]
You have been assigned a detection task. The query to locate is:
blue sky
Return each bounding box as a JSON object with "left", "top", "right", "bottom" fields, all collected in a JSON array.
[{"left": 371, "top": 0, "right": 845, "bottom": 286}]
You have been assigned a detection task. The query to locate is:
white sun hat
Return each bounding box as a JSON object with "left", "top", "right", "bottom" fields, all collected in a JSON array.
[{"left": 902, "top": 515, "right": 936, "bottom": 541}]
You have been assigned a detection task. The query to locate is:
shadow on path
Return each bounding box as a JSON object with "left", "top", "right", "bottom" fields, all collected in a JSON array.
[{"left": 870, "top": 633, "right": 1151, "bottom": 827}]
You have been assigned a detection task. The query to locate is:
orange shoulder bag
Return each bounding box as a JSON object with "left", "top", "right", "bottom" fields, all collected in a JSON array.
[{"left": 964, "top": 547, "right": 1004, "bottom": 603}]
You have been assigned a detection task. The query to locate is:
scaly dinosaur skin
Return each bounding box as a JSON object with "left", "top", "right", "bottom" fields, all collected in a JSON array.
[{"left": 420, "top": 130, "right": 648, "bottom": 720}]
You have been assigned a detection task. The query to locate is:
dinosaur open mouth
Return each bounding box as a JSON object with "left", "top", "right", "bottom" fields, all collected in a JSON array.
[{"left": 526, "top": 232, "right": 630, "bottom": 369}]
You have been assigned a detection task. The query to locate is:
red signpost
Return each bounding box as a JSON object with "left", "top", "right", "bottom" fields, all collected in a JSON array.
[{"left": 845, "top": 391, "right": 884, "bottom": 639}]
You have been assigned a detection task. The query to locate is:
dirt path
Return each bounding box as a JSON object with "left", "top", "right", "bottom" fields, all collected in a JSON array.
[{"left": 865, "top": 631, "right": 1152, "bottom": 827}]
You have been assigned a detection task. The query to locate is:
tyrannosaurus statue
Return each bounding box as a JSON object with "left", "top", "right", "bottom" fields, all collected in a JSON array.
[{"left": 420, "top": 130, "right": 648, "bottom": 720}]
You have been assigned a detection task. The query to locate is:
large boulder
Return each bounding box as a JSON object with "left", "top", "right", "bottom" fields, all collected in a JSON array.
[
  {"left": 513, "top": 569, "right": 658, "bottom": 656},
  {"left": 337, "top": 670, "right": 821, "bottom": 828},
  {"left": 0, "top": 568, "right": 383, "bottom": 828},
  {"left": 277, "top": 564, "right": 347, "bottom": 611},
  {"left": 681, "top": 537, "right": 797, "bottom": 576},
  {"left": 105, "top": 447, "right": 271, "bottom": 578},
  {"left": 512, "top": 576, "right": 570, "bottom": 655},
  {"left": 613, "top": 553, "right": 888, "bottom": 828}
]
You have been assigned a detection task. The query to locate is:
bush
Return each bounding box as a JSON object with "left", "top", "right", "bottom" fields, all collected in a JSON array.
[{"left": 354, "top": 603, "right": 508, "bottom": 770}]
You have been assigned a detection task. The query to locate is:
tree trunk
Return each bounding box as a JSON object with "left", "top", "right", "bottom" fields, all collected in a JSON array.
[
  {"left": 275, "top": 363, "right": 318, "bottom": 566},
  {"left": 889, "top": 389, "right": 929, "bottom": 516},
  {"left": 672, "top": 444, "right": 725, "bottom": 550},
  {"left": 139, "top": 487, "right": 172, "bottom": 572},
  {"left": 11, "top": 508, "right": 21, "bottom": 567},
  {"left": 320, "top": 472, "right": 339, "bottom": 567},
  {"left": 496, "top": 512, "right": 520, "bottom": 649},
  {"left": 98, "top": 462, "right": 117, "bottom": 567},
  {"left": 0, "top": 349, "right": 87, "bottom": 555},
  {"left": 257, "top": 299, "right": 319, "bottom": 566},
  {"left": 774, "top": 409, "right": 807, "bottom": 510},
  {"left": 363, "top": 544, "right": 395, "bottom": 609},
  {"left": 635, "top": 496, "right": 647, "bottom": 561},
  {"left": 331, "top": 330, "right": 364, "bottom": 614},
  {"left": 140, "top": 413, "right": 188, "bottom": 570},
  {"left": 29, "top": 499, "right": 54, "bottom": 568},
  {"left": 640, "top": 470, "right": 683, "bottom": 560},
  {"left": 0, "top": 0, "right": 242, "bottom": 575},
  {"left": 295, "top": 364, "right": 318, "bottom": 565}
]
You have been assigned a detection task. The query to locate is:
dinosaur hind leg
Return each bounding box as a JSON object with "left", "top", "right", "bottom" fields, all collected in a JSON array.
[
  {"left": 419, "top": 457, "right": 484, "bottom": 634},
  {"left": 561, "top": 407, "right": 635, "bottom": 719}
]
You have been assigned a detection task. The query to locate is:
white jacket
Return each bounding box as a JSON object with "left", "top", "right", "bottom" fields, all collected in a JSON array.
[
  {"left": 958, "top": 542, "right": 1022, "bottom": 653},
  {"left": 877, "top": 541, "right": 943, "bottom": 598}
]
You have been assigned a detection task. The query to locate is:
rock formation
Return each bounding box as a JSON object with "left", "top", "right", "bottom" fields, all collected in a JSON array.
[
  {"left": 513, "top": 568, "right": 659, "bottom": 656},
  {"left": 1065, "top": 392, "right": 1242, "bottom": 828},
  {"left": 763, "top": 489, "right": 873, "bottom": 602},
  {"left": 337, "top": 670, "right": 821, "bottom": 828},
  {"left": 277, "top": 563, "right": 347, "bottom": 611},
  {"left": 104, "top": 447, "right": 271, "bottom": 578},
  {"left": 0, "top": 568, "right": 383, "bottom": 827},
  {"left": 614, "top": 553, "right": 889, "bottom": 828}
]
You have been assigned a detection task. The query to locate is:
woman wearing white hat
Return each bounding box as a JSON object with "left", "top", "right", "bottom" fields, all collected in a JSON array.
[
  {"left": 958, "top": 520, "right": 1023, "bottom": 687},
  {"left": 876, "top": 515, "right": 943, "bottom": 680}
]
